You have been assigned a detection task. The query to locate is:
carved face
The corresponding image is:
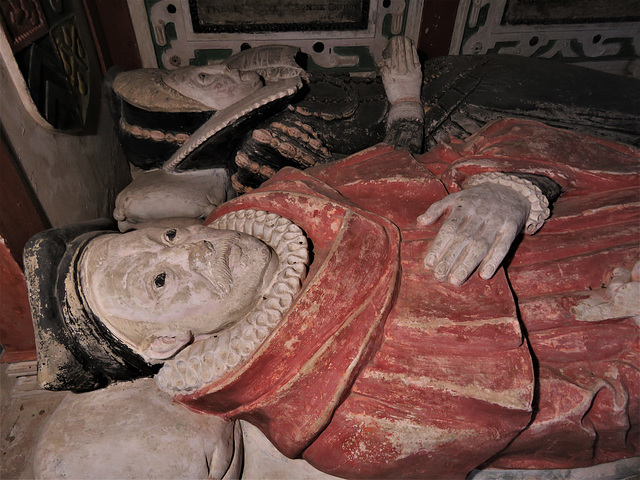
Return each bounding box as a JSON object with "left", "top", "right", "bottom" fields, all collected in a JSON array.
[
  {"left": 80, "top": 226, "right": 276, "bottom": 350},
  {"left": 163, "top": 65, "right": 263, "bottom": 110}
]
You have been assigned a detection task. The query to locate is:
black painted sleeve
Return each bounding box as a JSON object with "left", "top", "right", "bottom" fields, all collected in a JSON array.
[
  {"left": 509, "top": 172, "right": 563, "bottom": 204},
  {"left": 384, "top": 117, "right": 424, "bottom": 154}
]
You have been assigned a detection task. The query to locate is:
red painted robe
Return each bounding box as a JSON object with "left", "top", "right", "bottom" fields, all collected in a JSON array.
[{"left": 180, "top": 119, "right": 639, "bottom": 478}]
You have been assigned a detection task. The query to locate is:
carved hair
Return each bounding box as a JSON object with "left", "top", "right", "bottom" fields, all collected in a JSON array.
[{"left": 156, "top": 210, "right": 309, "bottom": 395}]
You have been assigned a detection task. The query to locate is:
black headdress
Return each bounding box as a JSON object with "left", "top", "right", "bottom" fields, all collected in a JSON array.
[{"left": 23, "top": 220, "right": 158, "bottom": 392}]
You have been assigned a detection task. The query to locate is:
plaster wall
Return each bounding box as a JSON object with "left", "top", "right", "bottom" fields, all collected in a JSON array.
[{"left": 0, "top": 28, "right": 130, "bottom": 228}]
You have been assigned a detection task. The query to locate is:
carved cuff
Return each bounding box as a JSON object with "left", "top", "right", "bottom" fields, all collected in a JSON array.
[
  {"left": 387, "top": 99, "right": 424, "bottom": 124},
  {"left": 465, "top": 172, "right": 551, "bottom": 234}
]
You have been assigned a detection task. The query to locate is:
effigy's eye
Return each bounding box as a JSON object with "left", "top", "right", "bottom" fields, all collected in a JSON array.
[
  {"left": 165, "top": 229, "right": 177, "bottom": 242},
  {"left": 154, "top": 272, "right": 166, "bottom": 288}
]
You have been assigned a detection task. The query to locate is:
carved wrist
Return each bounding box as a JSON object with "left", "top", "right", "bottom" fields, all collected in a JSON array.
[
  {"left": 465, "top": 172, "right": 551, "bottom": 234},
  {"left": 387, "top": 100, "right": 424, "bottom": 124}
]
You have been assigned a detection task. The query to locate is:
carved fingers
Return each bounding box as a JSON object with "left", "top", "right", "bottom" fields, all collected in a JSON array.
[
  {"left": 607, "top": 262, "right": 639, "bottom": 298},
  {"left": 233, "top": 118, "right": 332, "bottom": 193},
  {"left": 379, "top": 36, "right": 422, "bottom": 105},
  {"left": 382, "top": 35, "right": 420, "bottom": 75},
  {"left": 477, "top": 219, "right": 521, "bottom": 280},
  {"left": 419, "top": 183, "right": 530, "bottom": 286},
  {"left": 572, "top": 259, "right": 640, "bottom": 323}
]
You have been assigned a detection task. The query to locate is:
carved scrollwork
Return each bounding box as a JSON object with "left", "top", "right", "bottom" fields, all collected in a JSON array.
[
  {"left": 128, "top": 0, "right": 424, "bottom": 71},
  {"left": 450, "top": 0, "right": 640, "bottom": 75},
  {"left": 0, "top": 0, "right": 48, "bottom": 52},
  {"left": 51, "top": 20, "right": 89, "bottom": 120}
]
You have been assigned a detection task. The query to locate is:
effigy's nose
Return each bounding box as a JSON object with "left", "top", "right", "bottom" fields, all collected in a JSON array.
[
  {"left": 113, "top": 208, "right": 126, "bottom": 221},
  {"left": 187, "top": 240, "right": 215, "bottom": 264}
]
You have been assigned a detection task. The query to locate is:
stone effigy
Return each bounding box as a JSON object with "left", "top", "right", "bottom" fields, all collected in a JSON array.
[
  {"left": 160, "top": 121, "right": 639, "bottom": 478},
  {"left": 108, "top": 41, "right": 640, "bottom": 178},
  {"left": 24, "top": 36, "right": 639, "bottom": 479},
  {"left": 110, "top": 36, "right": 424, "bottom": 231},
  {"left": 108, "top": 41, "right": 640, "bottom": 230},
  {"left": 25, "top": 118, "right": 639, "bottom": 478}
]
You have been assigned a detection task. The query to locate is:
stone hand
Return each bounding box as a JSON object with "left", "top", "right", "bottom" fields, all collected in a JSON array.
[
  {"left": 232, "top": 117, "right": 332, "bottom": 194},
  {"left": 572, "top": 260, "right": 640, "bottom": 323},
  {"left": 379, "top": 35, "right": 422, "bottom": 104},
  {"left": 418, "top": 183, "right": 530, "bottom": 286}
]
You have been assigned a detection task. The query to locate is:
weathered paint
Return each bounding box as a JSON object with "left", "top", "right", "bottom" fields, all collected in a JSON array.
[{"left": 173, "top": 120, "right": 638, "bottom": 478}]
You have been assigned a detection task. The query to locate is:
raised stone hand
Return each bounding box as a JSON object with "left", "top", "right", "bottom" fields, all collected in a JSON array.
[
  {"left": 232, "top": 116, "right": 332, "bottom": 193},
  {"left": 378, "top": 35, "right": 424, "bottom": 151},
  {"left": 379, "top": 35, "right": 422, "bottom": 106},
  {"left": 418, "top": 183, "right": 530, "bottom": 286},
  {"left": 572, "top": 260, "right": 640, "bottom": 323}
]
